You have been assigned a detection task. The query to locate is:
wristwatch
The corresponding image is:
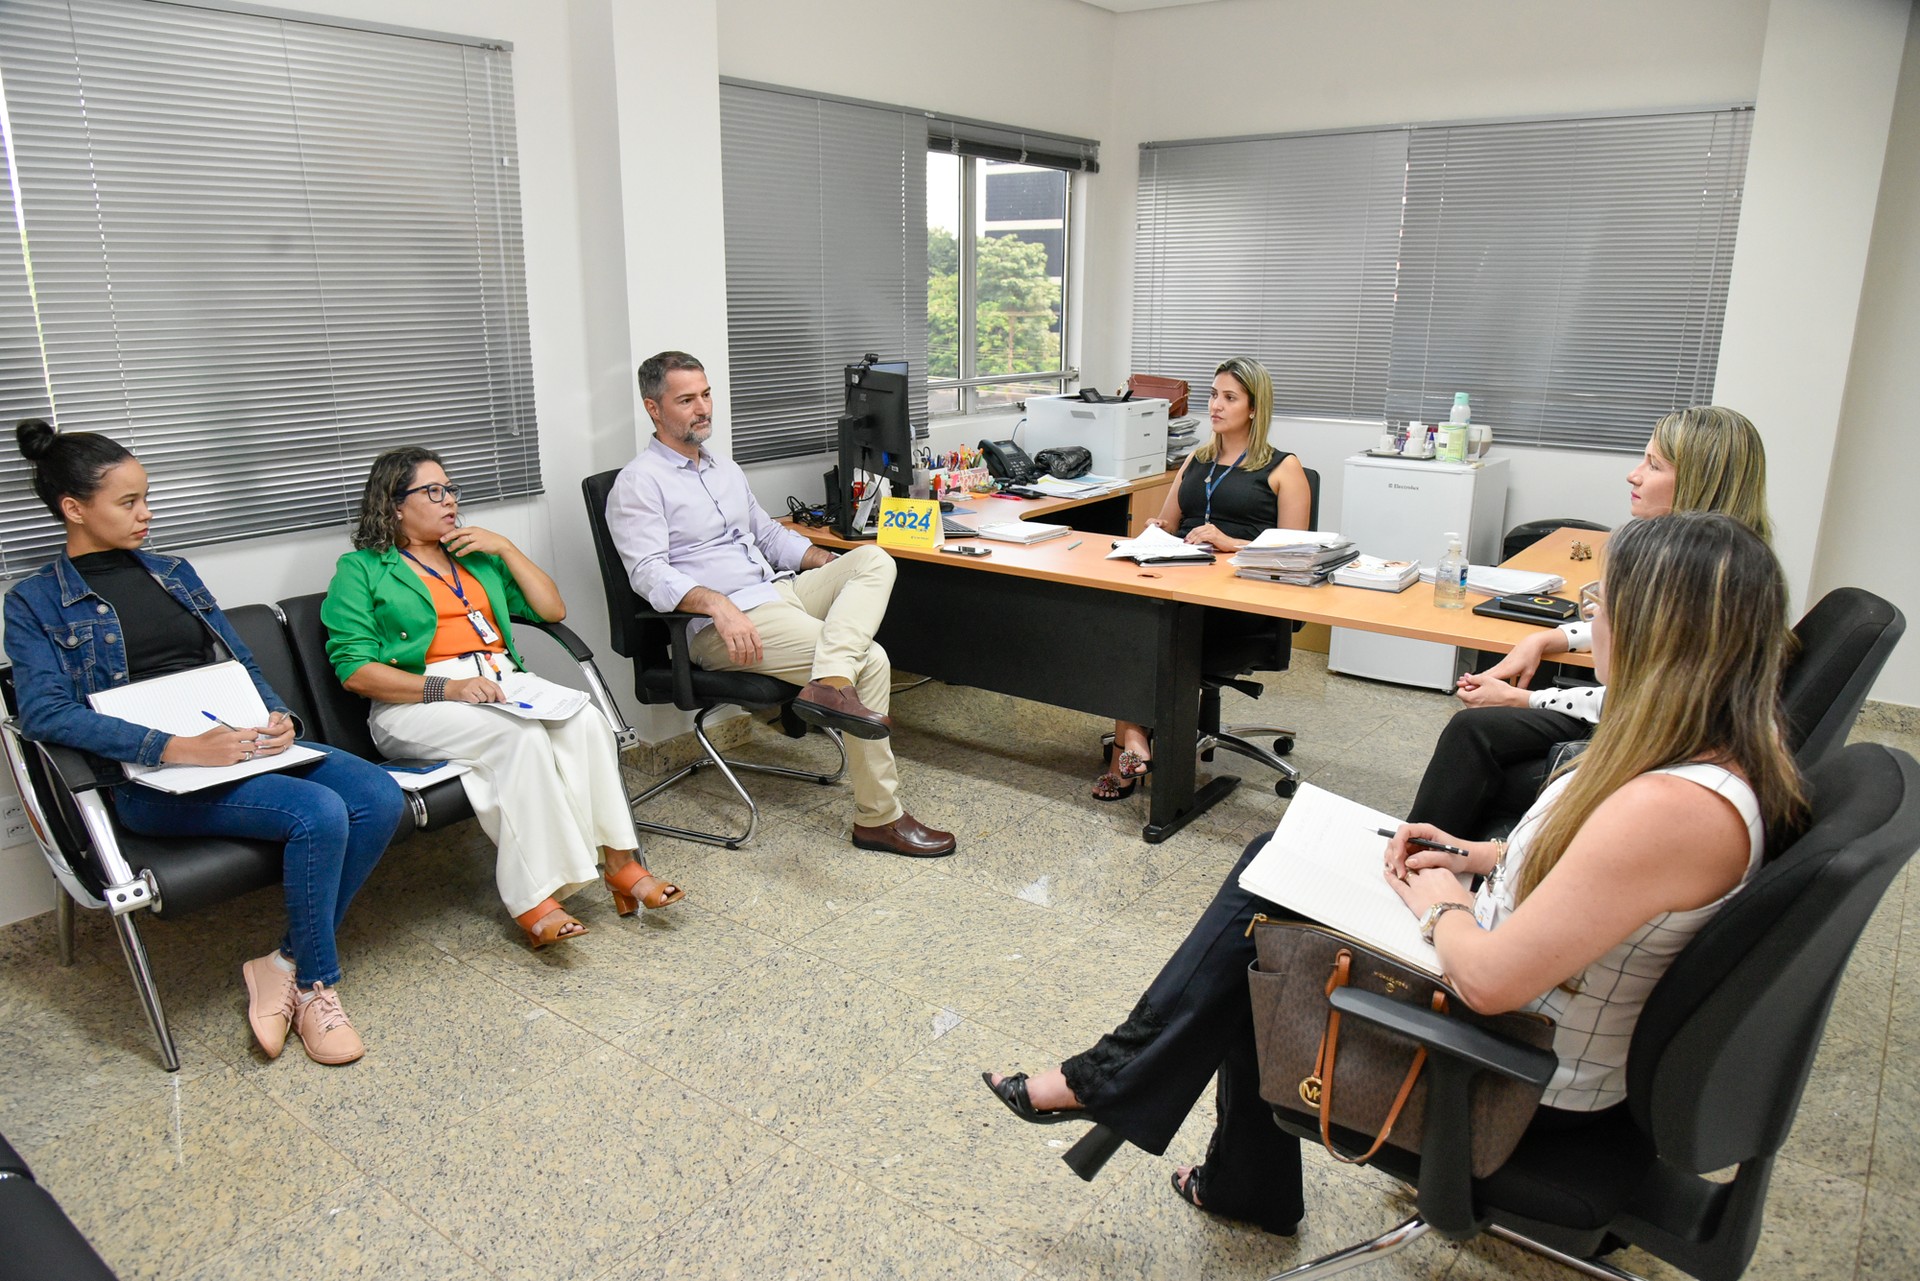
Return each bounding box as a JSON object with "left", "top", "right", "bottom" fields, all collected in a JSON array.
[{"left": 1419, "top": 901, "right": 1475, "bottom": 945}]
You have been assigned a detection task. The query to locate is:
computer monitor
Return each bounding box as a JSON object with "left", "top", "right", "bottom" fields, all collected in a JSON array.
[{"left": 833, "top": 356, "right": 916, "bottom": 538}]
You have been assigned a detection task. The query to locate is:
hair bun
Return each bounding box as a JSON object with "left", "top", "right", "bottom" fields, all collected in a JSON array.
[{"left": 15, "top": 418, "right": 56, "bottom": 463}]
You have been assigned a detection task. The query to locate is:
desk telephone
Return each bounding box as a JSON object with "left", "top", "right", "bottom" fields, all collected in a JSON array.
[{"left": 979, "top": 438, "right": 1037, "bottom": 485}]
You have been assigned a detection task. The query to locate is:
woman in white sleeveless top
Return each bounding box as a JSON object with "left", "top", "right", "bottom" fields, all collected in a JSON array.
[{"left": 982, "top": 512, "right": 1806, "bottom": 1235}]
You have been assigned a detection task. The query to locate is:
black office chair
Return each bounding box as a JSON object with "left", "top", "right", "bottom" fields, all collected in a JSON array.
[
  {"left": 0, "top": 1129, "right": 118, "bottom": 1280},
  {"left": 1196, "top": 466, "right": 1322, "bottom": 799},
  {"left": 1258, "top": 741, "right": 1920, "bottom": 1281},
  {"left": 0, "top": 604, "right": 312, "bottom": 1073},
  {"left": 580, "top": 469, "right": 845, "bottom": 849}
]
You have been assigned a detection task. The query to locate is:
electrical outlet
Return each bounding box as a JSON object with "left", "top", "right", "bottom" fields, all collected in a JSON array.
[
  {"left": 2, "top": 817, "right": 30, "bottom": 848},
  {"left": 0, "top": 794, "right": 21, "bottom": 827}
]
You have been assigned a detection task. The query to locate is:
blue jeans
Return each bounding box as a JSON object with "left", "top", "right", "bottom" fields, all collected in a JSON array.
[{"left": 112, "top": 744, "right": 407, "bottom": 988}]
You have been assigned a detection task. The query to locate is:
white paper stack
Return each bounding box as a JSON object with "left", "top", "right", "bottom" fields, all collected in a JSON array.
[
  {"left": 967, "top": 521, "right": 1072, "bottom": 545},
  {"left": 1330, "top": 555, "right": 1420, "bottom": 592},
  {"left": 1106, "top": 525, "right": 1213, "bottom": 563},
  {"left": 1415, "top": 564, "right": 1565, "bottom": 596},
  {"left": 1230, "top": 528, "right": 1358, "bottom": 585}
]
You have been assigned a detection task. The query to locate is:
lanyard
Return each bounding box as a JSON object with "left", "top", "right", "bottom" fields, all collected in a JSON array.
[
  {"left": 1202, "top": 451, "right": 1247, "bottom": 525},
  {"left": 402, "top": 550, "right": 497, "bottom": 647}
]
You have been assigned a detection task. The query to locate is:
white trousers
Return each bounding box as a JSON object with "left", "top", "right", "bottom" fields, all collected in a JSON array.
[{"left": 368, "top": 655, "right": 639, "bottom": 916}]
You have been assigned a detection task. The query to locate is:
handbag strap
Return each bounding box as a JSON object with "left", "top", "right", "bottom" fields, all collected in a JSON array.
[{"left": 1311, "top": 949, "right": 1448, "bottom": 1166}]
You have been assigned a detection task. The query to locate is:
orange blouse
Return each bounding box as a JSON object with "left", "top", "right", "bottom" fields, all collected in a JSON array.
[{"left": 419, "top": 567, "right": 507, "bottom": 664}]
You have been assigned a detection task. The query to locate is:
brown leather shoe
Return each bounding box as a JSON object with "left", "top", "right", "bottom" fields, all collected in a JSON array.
[
  {"left": 852, "top": 813, "right": 956, "bottom": 858},
  {"left": 793, "top": 680, "right": 891, "bottom": 740}
]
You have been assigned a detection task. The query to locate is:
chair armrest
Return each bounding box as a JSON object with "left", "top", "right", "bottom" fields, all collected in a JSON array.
[
  {"left": 1330, "top": 988, "right": 1558, "bottom": 1086},
  {"left": 1329, "top": 986, "right": 1558, "bottom": 1241},
  {"left": 39, "top": 742, "right": 121, "bottom": 795},
  {"left": 513, "top": 615, "right": 594, "bottom": 663},
  {"left": 635, "top": 608, "right": 702, "bottom": 712}
]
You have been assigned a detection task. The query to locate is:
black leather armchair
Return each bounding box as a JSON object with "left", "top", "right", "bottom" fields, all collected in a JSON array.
[{"left": 0, "top": 1130, "right": 117, "bottom": 1280}]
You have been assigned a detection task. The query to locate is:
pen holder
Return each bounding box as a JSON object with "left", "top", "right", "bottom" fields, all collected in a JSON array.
[{"left": 945, "top": 466, "right": 992, "bottom": 494}]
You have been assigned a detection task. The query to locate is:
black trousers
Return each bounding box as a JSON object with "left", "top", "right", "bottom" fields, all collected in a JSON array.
[
  {"left": 1063, "top": 832, "right": 1305, "bottom": 1232},
  {"left": 1405, "top": 706, "right": 1593, "bottom": 837}
]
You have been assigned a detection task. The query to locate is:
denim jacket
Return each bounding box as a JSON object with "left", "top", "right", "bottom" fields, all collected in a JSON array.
[{"left": 3, "top": 550, "right": 288, "bottom": 767}]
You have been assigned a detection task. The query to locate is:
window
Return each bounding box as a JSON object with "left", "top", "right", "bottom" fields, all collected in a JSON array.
[
  {"left": 927, "top": 156, "right": 1075, "bottom": 416},
  {"left": 1134, "top": 108, "right": 1752, "bottom": 452},
  {"left": 0, "top": 0, "right": 536, "bottom": 575}
]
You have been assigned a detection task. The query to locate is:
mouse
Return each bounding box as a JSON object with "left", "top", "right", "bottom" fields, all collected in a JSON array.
[{"left": 939, "top": 500, "right": 955, "bottom": 512}]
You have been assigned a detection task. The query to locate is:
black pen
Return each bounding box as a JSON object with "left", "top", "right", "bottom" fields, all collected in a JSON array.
[{"left": 1374, "top": 827, "right": 1470, "bottom": 858}]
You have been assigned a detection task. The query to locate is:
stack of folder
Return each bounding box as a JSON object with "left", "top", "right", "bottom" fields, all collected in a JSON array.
[
  {"left": 1230, "top": 528, "right": 1359, "bottom": 586},
  {"left": 1329, "top": 555, "right": 1421, "bottom": 592}
]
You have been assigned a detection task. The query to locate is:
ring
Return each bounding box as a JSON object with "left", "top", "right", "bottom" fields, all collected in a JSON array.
[{"left": 242, "top": 749, "right": 253, "bottom": 760}]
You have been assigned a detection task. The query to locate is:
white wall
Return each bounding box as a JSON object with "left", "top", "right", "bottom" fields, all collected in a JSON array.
[{"left": 1815, "top": 11, "right": 1920, "bottom": 708}]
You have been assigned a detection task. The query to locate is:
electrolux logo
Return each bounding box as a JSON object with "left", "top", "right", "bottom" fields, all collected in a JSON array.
[{"left": 1388, "top": 483, "right": 1421, "bottom": 491}]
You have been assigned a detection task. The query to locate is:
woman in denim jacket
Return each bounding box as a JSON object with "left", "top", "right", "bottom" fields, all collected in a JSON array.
[{"left": 3, "top": 421, "right": 406, "bottom": 1066}]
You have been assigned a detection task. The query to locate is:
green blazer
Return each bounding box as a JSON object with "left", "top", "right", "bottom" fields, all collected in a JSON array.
[{"left": 321, "top": 547, "right": 541, "bottom": 684}]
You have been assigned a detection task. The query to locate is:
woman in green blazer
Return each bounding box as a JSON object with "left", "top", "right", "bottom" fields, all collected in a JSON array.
[{"left": 322, "top": 446, "right": 681, "bottom": 949}]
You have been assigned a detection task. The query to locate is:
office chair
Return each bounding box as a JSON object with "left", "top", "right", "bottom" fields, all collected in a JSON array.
[
  {"left": 580, "top": 469, "right": 846, "bottom": 850},
  {"left": 0, "top": 604, "right": 314, "bottom": 1073},
  {"left": 0, "top": 1128, "right": 118, "bottom": 1280},
  {"left": 1256, "top": 741, "right": 1920, "bottom": 1281},
  {"left": 1197, "top": 465, "right": 1322, "bottom": 799}
]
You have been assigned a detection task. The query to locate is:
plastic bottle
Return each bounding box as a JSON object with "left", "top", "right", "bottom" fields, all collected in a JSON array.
[
  {"left": 1449, "top": 392, "right": 1471, "bottom": 425},
  {"left": 1440, "top": 393, "right": 1470, "bottom": 462},
  {"left": 1434, "top": 532, "right": 1468, "bottom": 610}
]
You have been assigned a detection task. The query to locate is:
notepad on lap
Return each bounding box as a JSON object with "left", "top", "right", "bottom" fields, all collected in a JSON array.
[
  {"left": 87, "top": 660, "right": 324, "bottom": 793},
  {"left": 1239, "top": 783, "right": 1472, "bottom": 976}
]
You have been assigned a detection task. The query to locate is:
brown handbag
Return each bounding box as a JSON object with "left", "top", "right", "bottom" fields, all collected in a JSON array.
[
  {"left": 1126, "top": 373, "right": 1190, "bottom": 419},
  {"left": 1246, "top": 918, "right": 1556, "bottom": 1178}
]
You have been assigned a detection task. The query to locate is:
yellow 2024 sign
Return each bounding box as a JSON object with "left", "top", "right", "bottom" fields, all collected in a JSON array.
[{"left": 876, "top": 497, "right": 942, "bottom": 549}]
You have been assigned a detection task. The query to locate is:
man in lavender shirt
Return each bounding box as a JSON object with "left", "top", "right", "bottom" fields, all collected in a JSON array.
[{"left": 606, "top": 351, "right": 955, "bottom": 858}]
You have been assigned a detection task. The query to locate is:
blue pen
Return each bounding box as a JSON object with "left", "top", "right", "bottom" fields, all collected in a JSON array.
[
  {"left": 514, "top": 701, "right": 534, "bottom": 709},
  {"left": 202, "top": 710, "right": 237, "bottom": 731}
]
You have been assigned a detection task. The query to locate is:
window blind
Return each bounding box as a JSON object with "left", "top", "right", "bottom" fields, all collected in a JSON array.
[
  {"left": 1133, "top": 108, "right": 1751, "bottom": 453},
  {"left": 1134, "top": 130, "right": 1406, "bottom": 422},
  {"left": 719, "top": 80, "right": 928, "bottom": 465},
  {"left": 0, "top": 0, "right": 536, "bottom": 576},
  {"left": 926, "top": 113, "right": 1098, "bottom": 173}
]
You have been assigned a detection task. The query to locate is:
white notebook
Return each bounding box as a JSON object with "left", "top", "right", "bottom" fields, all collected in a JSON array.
[
  {"left": 87, "top": 661, "right": 324, "bottom": 793},
  {"left": 1239, "top": 783, "right": 1473, "bottom": 976},
  {"left": 966, "top": 521, "right": 1072, "bottom": 545}
]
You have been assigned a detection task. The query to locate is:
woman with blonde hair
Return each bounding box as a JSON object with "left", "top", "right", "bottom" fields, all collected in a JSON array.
[
  {"left": 986, "top": 512, "right": 1804, "bottom": 1234},
  {"left": 1408, "top": 404, "right": 1772, "bottom": 835},
  {"left": 322, "top": 447, "right": 681, "bottom": 950},
  {"left": 1095, "top": 357, "right": 1312, "bottom": 800}
]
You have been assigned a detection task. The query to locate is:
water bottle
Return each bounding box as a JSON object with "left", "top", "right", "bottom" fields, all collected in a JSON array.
[
  {"left": 1434, "top": 533, "right": 1468, "bottom": 610},
  {"left": 1441, "top": 393, "right": 1471, "bottom": 462},
  {"left": 1449, "top": 392, "right": 1471, "bottom": 425}
]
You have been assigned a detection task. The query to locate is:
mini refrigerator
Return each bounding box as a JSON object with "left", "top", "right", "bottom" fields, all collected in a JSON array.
[{"left": 1329, "top": 455, "right": 1510, "bottom": 691}]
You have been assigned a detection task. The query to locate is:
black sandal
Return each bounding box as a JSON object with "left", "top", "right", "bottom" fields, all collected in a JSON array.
[
  {"left": 1170, "top": 1164, "right": 1299, "bottom": 1237},
  {"left": 1091, "top": 770, "right": 1138, "bottom": 802},
  {"left": 982, "top": 1072, "right": 1084, "bottom": 1125}
]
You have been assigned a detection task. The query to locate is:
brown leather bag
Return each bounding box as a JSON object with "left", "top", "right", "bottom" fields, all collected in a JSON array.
[
  {"left": 1126, "top": 373, "right": 1189, "bottom": 419},
  {"left": 1246, "top": 919, "right": 1555, "bottom": 1178}
]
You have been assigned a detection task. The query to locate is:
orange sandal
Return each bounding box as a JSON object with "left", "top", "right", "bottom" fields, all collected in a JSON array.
[
  {"left": 604, "top": 861, "right": 685, "bottom": 916},
  {"left": 515, "top": 898, "right": 588, "bottom": 950}
]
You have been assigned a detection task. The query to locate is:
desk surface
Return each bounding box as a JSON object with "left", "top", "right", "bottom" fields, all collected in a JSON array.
[{"left": 794, "top": 498, "right": 1605, "bottom": 668}]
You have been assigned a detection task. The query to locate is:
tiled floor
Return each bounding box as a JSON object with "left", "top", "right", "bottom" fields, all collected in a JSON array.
[{"left": 2, "top": 654, "right": 1916, "bottom": 1280}]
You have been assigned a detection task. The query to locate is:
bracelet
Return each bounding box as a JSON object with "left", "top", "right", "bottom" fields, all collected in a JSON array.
[{"left": 421, "top": 675, "right": 448, "bottom": 704}]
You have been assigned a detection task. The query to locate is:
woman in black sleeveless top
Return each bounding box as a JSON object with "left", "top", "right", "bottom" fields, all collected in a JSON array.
[{"left": 1095, "top": 358, "right": 1312, "bottom": 801}]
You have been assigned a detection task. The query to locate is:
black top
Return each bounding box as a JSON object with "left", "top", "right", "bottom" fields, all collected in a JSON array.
[
  {"left": 1175, "top": 450, "right": 1290, "bottom": 542},
  {"left": 71, "top": 549, "right": 214, "bottom": 681}
]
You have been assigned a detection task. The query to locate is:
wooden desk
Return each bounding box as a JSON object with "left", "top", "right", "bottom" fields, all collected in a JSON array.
[{"left": 792, "top": 506, "right": 1604, "bottom": 841}]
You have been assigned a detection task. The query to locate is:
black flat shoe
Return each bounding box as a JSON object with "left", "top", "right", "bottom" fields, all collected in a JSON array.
[
  {"left": 982, "top": 1071, "right": 1084, "bottom": 1125},
  {"left": 1171, "top": 1165, "right": 1299, "bottom": 1237}
]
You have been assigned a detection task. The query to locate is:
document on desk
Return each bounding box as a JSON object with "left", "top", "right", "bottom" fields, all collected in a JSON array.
[
  {"left": 87, "top": 661, "right": 324, "bottom": 793},
  {"left": 1106, "top": 525, "right": 1212, "bottom": 563},
  {"left": 1239, "top": 783, "right": 1471, "bottom": 976},
  {"left": 1027, "top": 474, "right": 1121, "bottom": 497}
]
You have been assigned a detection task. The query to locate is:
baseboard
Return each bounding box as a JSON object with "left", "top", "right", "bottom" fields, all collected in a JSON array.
[
  {"left": 1857, "top": 699, "right": 1920, "bottom": 738},
  {"left": 623, "top": 709, "right": 755, "bottom": 777}
]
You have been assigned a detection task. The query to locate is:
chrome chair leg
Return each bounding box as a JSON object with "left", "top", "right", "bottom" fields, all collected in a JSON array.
[
  {"left": 109, "top": 910, "right": 179, "bottom": 1072},
  {"left": 56, "top": 889, "right": 76, "bottom": 967},
  {"left": 1263, "top": 1215, "right": 1430, "bottom": 1280},
  {"left": 1484, "top": 1225, "right": 1647, "bottom": 1280},
  {"left": 629, "top": 709, "right": 848, "bottom": 850}
]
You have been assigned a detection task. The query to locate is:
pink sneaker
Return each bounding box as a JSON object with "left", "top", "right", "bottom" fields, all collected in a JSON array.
[
  {"left": 240, "top": 952, "right": 298, "bottom": 1059},
  {"left": 294, "top": 983, "right": 365, "bottom": 1065}
]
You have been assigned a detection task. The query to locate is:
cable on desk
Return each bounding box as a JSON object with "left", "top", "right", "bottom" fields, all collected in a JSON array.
[{"left": 787, "top": 495, "right": 832, "bottom": 528}]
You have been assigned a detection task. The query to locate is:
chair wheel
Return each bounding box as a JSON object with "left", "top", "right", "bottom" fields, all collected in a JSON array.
[
  {"left": 1274, "top": 779, "right": 1298, "bottom": 799},
  {"left": 1272, "top": 737, "right": 1294, "bottom": 756},
  {"left": 725, "top": 841, "right": 743, "bottom": 850}
]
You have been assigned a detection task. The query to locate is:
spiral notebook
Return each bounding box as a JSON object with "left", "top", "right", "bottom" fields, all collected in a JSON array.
[{"left": 86, "top": 661, "right": 323, "bottom": 793}]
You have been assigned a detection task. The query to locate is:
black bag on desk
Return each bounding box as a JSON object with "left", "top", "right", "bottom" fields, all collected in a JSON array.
[{"left": 1031, "top": 446, "right": 1092, "bottom": 480}]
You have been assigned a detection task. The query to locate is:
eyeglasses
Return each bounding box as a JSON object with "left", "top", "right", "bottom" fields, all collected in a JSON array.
[
  {"left": 1578, "top": 580, "right": 1604, "bottom": 622},
  {"left": 398, "top": 482, "right": 461, "bottom": 504}
]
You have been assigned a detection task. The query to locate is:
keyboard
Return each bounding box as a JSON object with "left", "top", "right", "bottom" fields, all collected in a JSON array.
[{"left": 942, "top": 516, "right": 979, "bottom": 539}]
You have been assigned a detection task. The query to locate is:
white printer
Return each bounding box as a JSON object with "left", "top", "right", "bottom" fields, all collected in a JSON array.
[{"left": 1025, "top": 395, "right": 1169, "bottom": 481}]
